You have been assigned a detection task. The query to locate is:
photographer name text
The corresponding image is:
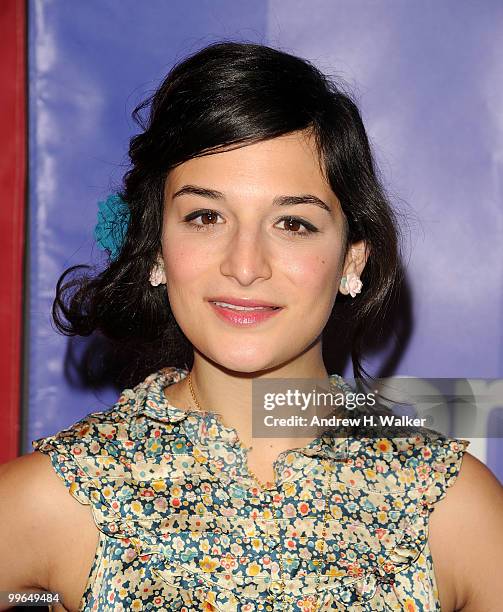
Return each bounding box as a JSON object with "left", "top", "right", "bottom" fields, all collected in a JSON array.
[{"left": 263, "top": 414, "right": 428, "bottom": 428}]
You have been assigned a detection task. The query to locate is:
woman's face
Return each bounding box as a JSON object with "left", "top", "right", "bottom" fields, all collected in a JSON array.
[{"left": 161, "top": 130, "right": 351, "bottom": 373}]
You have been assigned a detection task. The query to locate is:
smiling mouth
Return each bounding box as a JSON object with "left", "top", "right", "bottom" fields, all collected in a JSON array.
[
  {"left": 211, "top": 301, "right": 281, "bottom": 311},
  {"left": 208, "top": 301, "right": 284, "bottom": 326}
]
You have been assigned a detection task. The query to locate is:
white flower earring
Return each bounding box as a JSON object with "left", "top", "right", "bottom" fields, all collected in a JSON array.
[
  {"left": 340, "top": 272, "right": 363, "bottom": 297},
  {"left": 149, "top": 257, "right": 167, "bottom": 287}
]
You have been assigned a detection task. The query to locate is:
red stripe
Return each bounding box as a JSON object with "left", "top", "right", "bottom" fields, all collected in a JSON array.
[{"left": 0, "top": 1, "right": 26, "bottom": 462}]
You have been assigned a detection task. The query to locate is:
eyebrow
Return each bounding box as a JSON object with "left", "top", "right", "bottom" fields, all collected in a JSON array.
[{"left": 172, "top": 184, "right": 332, "bottom": 213}]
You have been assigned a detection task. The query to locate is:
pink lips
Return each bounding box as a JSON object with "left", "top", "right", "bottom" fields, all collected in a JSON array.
[{"left": 208, "top": 301, "right": 283, "bottom": 327}]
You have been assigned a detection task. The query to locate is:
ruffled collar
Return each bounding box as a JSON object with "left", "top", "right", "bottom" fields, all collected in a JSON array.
[{"left": 130, "top": 366, "right": 352, "bottom": 462}]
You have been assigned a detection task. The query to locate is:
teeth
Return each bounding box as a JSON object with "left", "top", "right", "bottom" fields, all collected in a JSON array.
[{"left": 213, "top": 301, "right": 274, "bottom": 311}]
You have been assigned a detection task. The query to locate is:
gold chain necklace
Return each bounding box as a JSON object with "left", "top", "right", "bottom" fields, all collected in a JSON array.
[{"left": 187, "top": 371, "right": 335, "bottom": 611}]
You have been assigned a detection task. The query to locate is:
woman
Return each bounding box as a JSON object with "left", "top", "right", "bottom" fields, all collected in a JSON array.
[{"left": 1, "top": 41, "right": 502, "bottom": 611}]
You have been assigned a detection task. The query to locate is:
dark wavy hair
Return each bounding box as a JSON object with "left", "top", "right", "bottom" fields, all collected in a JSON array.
[{"left": 53, "top": 41, "right": 403, "bottom": 389}]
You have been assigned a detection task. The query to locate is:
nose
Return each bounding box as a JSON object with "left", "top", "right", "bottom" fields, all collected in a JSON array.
[{"left": 219, "top": 225, "right": 273, "bottom": 286}]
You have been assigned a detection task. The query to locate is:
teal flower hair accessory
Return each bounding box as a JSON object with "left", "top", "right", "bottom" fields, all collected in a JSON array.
[{"left": 94, "top": 193, "right": 130, "bottom": 260}]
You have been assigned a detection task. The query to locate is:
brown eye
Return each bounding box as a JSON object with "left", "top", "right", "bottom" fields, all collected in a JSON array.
[
  {"left": 275, "top": 216, "right": 318, "bottom": 236},
  {"left": 184, "top": 209, "right": 223, "bottom": 227},
  {"left": 285, "top": 218, "right": 302, "bottom": 232},
  {"left": 200, "top": 212, "right": 218, "bottom": 225}
]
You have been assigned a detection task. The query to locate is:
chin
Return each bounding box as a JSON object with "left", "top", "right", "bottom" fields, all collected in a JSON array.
[
  {"left": 204, "top": 342, "right": 286, "bottom": 375},
  {"left": 215, "top": 352, "right": 275, "bottom": 374}
]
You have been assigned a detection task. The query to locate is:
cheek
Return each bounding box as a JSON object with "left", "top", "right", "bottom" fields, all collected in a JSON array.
[
  {"left": 279, "top": 248, "right": 341, "bottom": 292},
  {"left": 162, "top": 237, "right": 206, "bottom": 285}
]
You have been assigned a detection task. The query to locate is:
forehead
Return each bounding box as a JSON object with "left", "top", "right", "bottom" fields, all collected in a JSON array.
[{"left": 165, "top": 130, "right": 332, "bottom": 198}]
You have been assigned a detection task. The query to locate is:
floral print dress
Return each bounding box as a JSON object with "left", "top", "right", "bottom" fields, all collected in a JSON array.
[{"left": 33, "top": 367, "right": 469, "bottom": 611}]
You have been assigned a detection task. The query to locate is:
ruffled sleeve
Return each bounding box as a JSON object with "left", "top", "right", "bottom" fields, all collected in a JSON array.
[
  {"left": 422, "top": 435, "right": 471, "bottom": 507},
  {"left": 32, "top": 416, "right": 100, "bottom": 506}
]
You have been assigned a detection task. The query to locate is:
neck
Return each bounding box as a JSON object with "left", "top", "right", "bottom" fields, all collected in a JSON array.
[{"left": 177, "top": 341, "right": 330, "bottom": 450}]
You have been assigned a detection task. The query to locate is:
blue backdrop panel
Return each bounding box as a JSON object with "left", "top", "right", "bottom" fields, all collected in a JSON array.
[
  {"left": 27, "top": 1, "right": 503, "bottom": 480},
  {"left": 264, "top": 1, "right": 503, "bottom": 477},
  {"left": 27, "top": 0, "right": 268, "bottom": 443}
]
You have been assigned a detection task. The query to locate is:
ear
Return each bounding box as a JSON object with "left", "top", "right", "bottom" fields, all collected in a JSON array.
[
  {"left": 339, "top": 240, "right": 369, "bottom": 295},
  {"left": 343, "top": 240, "right": 369, "bottom": 276},
  {"left": 149, "top": 253, "right": 167, "bottom": 287}
]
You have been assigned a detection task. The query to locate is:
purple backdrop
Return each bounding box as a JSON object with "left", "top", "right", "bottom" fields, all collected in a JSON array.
[{"left": 26, "top": 0, "right": 503, "bottom": 481}]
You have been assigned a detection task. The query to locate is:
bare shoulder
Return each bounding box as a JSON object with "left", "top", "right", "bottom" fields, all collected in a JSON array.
[
  {"left": 0, "top": 452, "right": 99, "bottom": 610},
  {"left": 0, "top": 453, "right": 59, "bottom": 602},
  {"left": 429, "top": 451, "right": 503, "bottom": 611},
  {"left": 0, "top": 450, "right": 83, "bottom": 527}
]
